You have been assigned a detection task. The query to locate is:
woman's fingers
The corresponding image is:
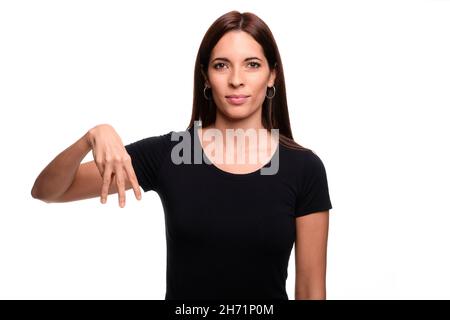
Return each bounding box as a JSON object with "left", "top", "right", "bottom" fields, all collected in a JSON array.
[
  {"left": 100, "top": 164, "right": 113, "bottom": 204},
  {"left": 115, "top": 165, "right": 126, "bottom": 208},
  {"left": 88, "top": 124, "right": 143, "bottom": 208},
  {"left": 124, "top": 159, "right": 142, "bottom": 201},
  {"left": 99, "top": 161, "right": 141, "bottom": 207}
]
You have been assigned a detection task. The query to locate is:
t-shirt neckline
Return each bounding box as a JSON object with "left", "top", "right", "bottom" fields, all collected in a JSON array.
[{"left": 191, "top": 125, "right": 280, "bottom": 178}]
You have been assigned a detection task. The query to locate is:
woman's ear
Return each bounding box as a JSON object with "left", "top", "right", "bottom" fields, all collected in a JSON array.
[
  {"left": 268, "top": 68, "right": 277, "bottom": 87},
  {"left": 267, "top": 62, "right": 277, "bottom": 87},
  {"left": 200, "top": 65, "right": 210, "bottom": 87}
]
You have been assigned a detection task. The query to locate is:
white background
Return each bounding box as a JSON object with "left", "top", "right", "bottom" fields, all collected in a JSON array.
[{"left": 1, "top": 0, "right": 449, "bottom": 299}]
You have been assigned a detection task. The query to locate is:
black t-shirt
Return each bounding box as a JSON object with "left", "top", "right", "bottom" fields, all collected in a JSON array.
[{"left": 124, "top": 125, "right": 332, "bottom": 300}]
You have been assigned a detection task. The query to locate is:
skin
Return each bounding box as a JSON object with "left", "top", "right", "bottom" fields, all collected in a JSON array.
[
  {"left": 86, "top": 125, "right": 141, "bottom": 207},
  {"left": 201, "top": 30, "right": 330, "bottom": 300},
  {"left": 199, "top": 30, "right": 277, "bottom": 174},
  {"left": 204, "top": 30, "right": 276, "bottom": 131},
  {"left": 31, "top": 124, "right": 141, "bottom": 208},
  {"left": 294, "top": 211, "right": 329, "bottom": 299}
]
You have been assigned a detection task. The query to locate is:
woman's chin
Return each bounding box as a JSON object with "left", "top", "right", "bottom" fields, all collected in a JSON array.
[{"left": 221, "top": 108, "right": 252, "bottom": 120}]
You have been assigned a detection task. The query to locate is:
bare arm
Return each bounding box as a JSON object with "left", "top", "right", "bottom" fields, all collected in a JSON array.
[
  {"left": 294, "top": 210, "right": 329, "bottom": 300},
  {"left": 31, "top": 131, "right": 92, "bottom": 202},
  {"left": 31, "top": 124, "right": 141, "bottom": 207}
]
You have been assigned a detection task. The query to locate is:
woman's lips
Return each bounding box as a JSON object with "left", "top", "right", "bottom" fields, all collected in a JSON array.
[{"left": 225, "top": 95, "right": 250, "bottom": 105}]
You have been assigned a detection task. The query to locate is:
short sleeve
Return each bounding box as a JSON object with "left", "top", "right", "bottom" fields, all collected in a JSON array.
[
  {"left": 294, "top": 151, "right": 333, "bottom": 217},
  {"left": 124, "top": 131, "right": 173, "bottom": 192}
]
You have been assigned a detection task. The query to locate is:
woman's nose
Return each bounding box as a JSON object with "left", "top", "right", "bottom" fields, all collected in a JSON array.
[{"left": 228, "top": 68, "right": 244, "bottom": 87}]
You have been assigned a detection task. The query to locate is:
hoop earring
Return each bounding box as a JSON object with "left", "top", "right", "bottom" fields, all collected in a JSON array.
[
  {"left": 203, "top": 86, "right": 212, "bottom": 100},
  {"left": 266, "top": 86, "right": 276, "bottom": 99}
]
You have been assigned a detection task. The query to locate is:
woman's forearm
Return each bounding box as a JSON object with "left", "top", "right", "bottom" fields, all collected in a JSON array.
[
  {"left": 31, "top": 131, "right": 92, "bottom": 202},
  {"left": 295, "top": 290, "right": 326, "bottom": 300},
  {"left": 295, "top": 280, "right": 326, "bottom": 300}
]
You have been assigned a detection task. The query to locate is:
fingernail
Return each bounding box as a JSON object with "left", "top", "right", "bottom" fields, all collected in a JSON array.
[{"left": 101, "top": 198, "right": 105, "bottom": 204}]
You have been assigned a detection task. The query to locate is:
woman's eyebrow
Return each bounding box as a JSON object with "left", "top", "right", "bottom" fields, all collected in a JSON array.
[{"left": 211, "top": 57, "right": 262, "bottom": 63}]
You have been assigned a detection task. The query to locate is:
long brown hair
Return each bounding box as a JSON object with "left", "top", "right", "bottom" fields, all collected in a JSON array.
[{"left": 188, "top": 10, "right": 308, "bottom": 151}]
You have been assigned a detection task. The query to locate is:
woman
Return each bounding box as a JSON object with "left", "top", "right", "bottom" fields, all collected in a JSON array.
[{"left": 31, "top": 11, "right": 332, "bottom": 300}]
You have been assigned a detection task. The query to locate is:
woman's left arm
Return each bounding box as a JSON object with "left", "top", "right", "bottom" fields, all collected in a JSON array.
[{"left": 294, "top": 210, "right": 330, "bottom": 300}]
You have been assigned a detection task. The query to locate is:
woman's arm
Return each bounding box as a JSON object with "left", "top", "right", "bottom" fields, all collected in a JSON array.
[
  {"left": 294, "top": 210, "right": 330, "bottom": 300},
  {"left": 31, "top": 124, "right": 141, "bottom": 206},
  {"left": 31, "top": 131, "right": 92, "bottom": 202}
]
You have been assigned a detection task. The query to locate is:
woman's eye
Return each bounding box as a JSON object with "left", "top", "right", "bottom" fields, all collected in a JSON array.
[
  {"left": 213, "top": 62, "right": 260, "bottom": 70},
  {"left": 214, "top": 63, "right": 226, "bottom": 69},
  {"left": 248, "top": 62, "right": 261, "bottom": 68}
]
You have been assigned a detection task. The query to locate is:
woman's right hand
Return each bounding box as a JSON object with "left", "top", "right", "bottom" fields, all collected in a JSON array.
[{"left": 86, "top": 124, "right": 142, "bottom": 207}]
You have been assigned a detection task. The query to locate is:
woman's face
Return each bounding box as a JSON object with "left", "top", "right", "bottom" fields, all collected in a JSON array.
[{"left": 205, "top": 31, "right": 276, "bottom": 121}]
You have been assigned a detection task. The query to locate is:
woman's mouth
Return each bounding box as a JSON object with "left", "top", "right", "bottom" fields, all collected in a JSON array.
[{"left": 225, "top": 95, "right": 250, "bottom": 105}]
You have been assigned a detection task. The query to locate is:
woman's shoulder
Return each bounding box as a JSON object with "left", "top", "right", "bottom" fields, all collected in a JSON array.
[
  {"left": 281, "top": 143, "right": 328, "bottom": 176},
  {"left": 124, "top": 129, "right": 181, "bottom": 157},
  {"left": 282, "top": 142, "right": 319, "bottom": 161}
]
